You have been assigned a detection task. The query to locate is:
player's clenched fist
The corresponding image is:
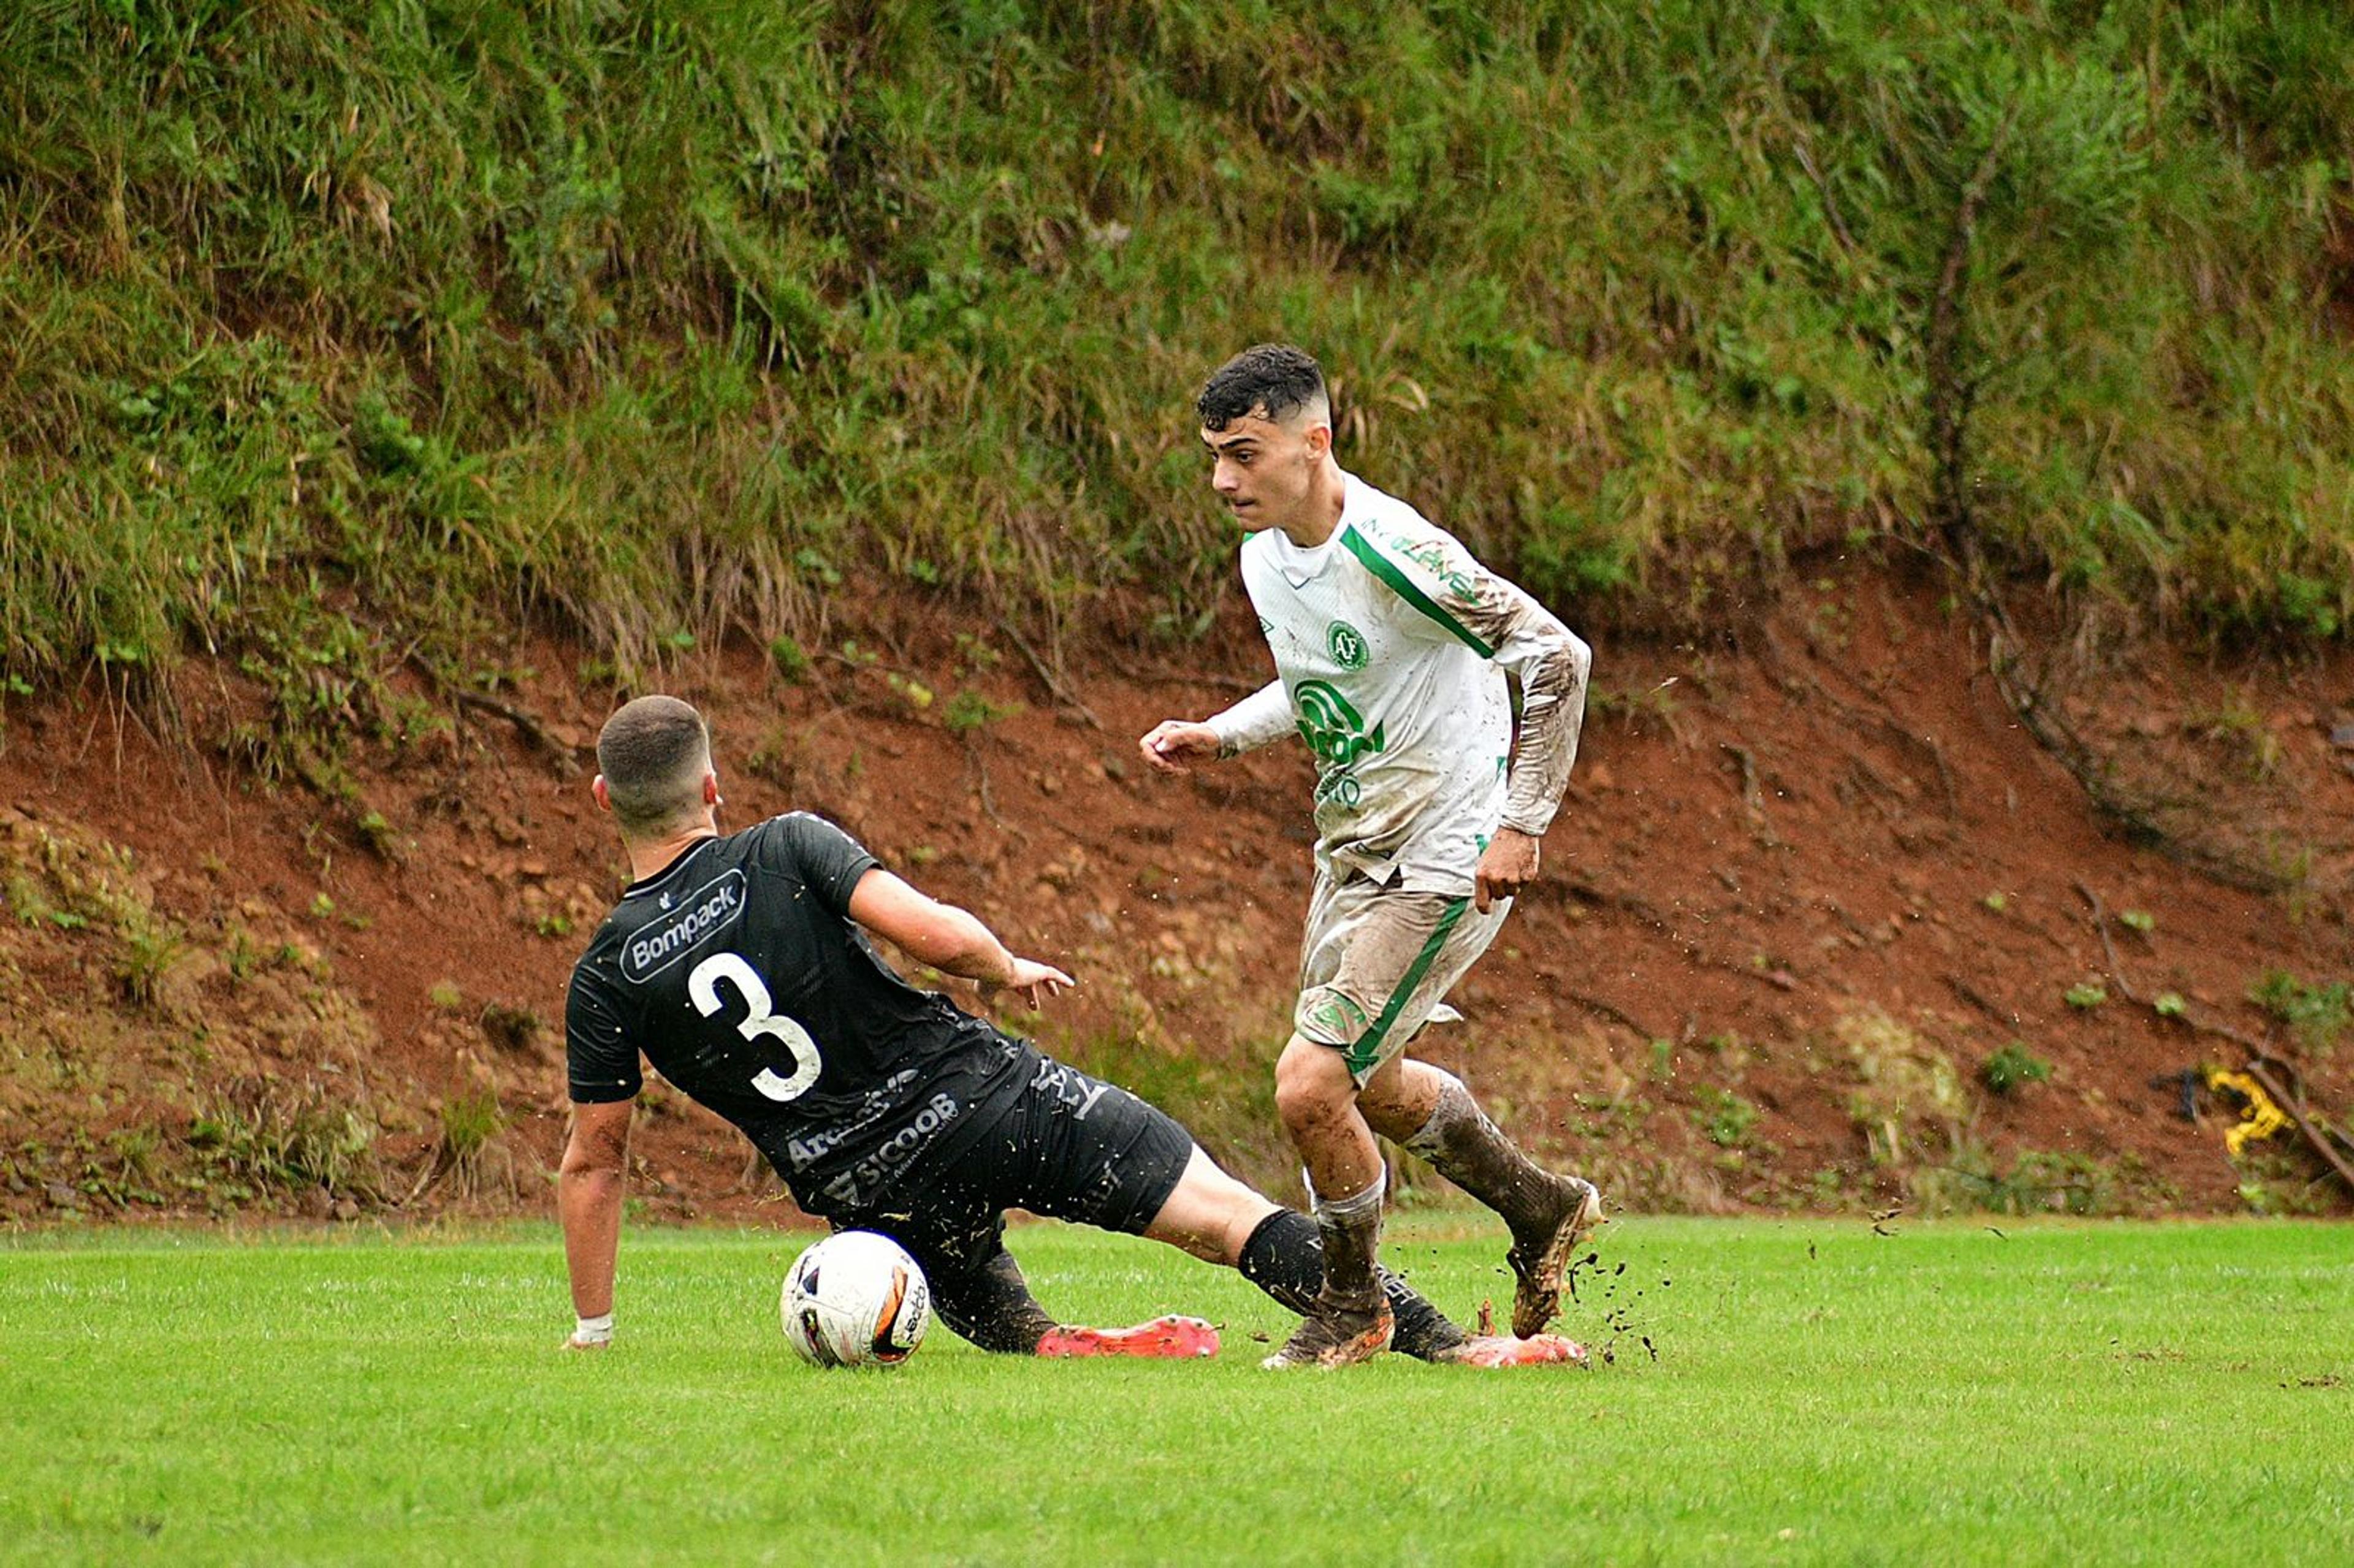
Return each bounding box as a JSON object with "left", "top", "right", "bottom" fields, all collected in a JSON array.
[
  {"left": 1472, "top": 826, "right": 1542, "bottom": 913},
  {"left": 1139, "top": 720, "right": 1221, "bottom": 774}
]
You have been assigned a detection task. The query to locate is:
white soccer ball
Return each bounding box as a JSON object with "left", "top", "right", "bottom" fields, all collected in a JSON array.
[{"left": 780, "top": 1230, "right": 932, "bottom": 1369}]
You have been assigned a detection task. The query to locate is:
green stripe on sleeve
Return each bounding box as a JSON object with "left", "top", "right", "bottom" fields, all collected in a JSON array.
[
  {"left": 1340, "top": 526, "right": 1495, "bottom": 657},
  {"left": 1343, "top": 895, "right": 1472, "bottom": 1078}
]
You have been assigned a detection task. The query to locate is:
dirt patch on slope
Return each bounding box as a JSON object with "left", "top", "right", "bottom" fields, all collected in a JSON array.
[{"left": 4, "top": 557, "right": 2352, "bottom": 1226}]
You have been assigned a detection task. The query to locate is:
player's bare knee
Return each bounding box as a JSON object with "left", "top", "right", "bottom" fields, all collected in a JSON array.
[
  {"left": 1361, "top": 1060, "right": 1452, "bottom": 1139},
  {"left": 1352, "top": 1058, "right": 1422, "bottom": 1130},
  {"left": 1357, "top": 1097, "right": 1415, "bottom": 1143},
  {"left": 1273, "top": 1080, "right": 1336, "bottom": 1138},
  {"left": 1273, "top": 1043, "right": 1354, "bottom": 1132}
]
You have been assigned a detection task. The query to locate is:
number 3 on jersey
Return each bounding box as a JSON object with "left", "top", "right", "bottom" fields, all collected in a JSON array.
[{"left": 687, "top": 951, "right": 822, "bottom": 1102}]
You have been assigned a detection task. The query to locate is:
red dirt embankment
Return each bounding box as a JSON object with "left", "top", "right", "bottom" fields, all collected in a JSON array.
[{"left": 6, "top": 556, "right": 2352, "bottom": 1225}]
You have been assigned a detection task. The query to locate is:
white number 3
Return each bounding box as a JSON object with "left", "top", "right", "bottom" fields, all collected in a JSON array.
[{"left": 687, "top": 952, "right": 823, "bottom": 1102}]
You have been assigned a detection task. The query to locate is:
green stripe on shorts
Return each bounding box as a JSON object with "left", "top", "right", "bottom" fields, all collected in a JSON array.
[{"left": 1343, "top": 894, "right": 1472, "bottom": 1079}]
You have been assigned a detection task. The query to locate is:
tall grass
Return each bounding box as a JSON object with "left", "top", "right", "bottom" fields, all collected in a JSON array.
[{"left": 2, "top": 1, "right": 2350, "bottom": 702}]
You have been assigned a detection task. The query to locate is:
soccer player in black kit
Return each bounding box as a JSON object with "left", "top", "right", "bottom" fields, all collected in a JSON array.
[{"left": 560, "top": 695, "right": 1585, "bottom": 1366}]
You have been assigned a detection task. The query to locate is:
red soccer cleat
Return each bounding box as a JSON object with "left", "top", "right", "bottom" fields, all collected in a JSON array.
[
  {"left": 1432, "top": 1333, "right": 1590, "bottom": 1368},
  {"left": 1036, "top": 1315, "right": 1221, "bottom": 1359}
]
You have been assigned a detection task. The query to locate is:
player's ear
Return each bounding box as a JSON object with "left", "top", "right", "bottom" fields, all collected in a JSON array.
[
  {"left": 1302, "top": 417, "right": 1331, "bottom": 462},
  {"left": 703, "top": 769, "right": 722, "bottom": 809},
  {"left": 591, "top": 775, "right": 613, "bottom": 814}
]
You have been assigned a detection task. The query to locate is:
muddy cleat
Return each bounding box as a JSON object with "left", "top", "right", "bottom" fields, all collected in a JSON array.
[
  {"left": 1260, "top": 1303, "right": 1394, "bottom": 1370},
  {"left": 1507, "top": 1176, "right": 1604, "bottom": 1338},
  {"left": 1430, "top": 1333, "right": 1589, "bottom": 1368},
  {"left": 1035, "top": 1315, "right": 1220, "bottom": 1359}
]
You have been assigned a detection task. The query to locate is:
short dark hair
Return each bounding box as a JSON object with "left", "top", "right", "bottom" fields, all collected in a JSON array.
[
  {"left": 1197, "top": 343, "right": 1328, "bottom": 432},
  {"left": 596, "top": 695, "right": 712, "bottom": 836}
]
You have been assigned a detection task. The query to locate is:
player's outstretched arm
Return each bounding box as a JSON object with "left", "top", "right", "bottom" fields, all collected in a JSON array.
[
  {"left": 1141, "top": 679, "right": 1292, "bottom": 774},
  {"left": 847, "top": 868, "right": 1073, "bottom": 1010},
  {"left": 558, "top": 1099, "right": 633, "bottom": 1349},
  {"left": 1138, "top": 719, "right": 1222, "bottom": 774}
]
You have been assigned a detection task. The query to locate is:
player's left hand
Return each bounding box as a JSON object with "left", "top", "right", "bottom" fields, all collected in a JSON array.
[
  {"left": 1474, "top": 828, "right": 1541, "bottom": 912},
  {"left": 983, "top": 956, "right": 1076, "bottom": 1011}
]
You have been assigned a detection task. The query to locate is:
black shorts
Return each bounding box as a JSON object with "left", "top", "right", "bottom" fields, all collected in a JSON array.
[{"left": 840, "top": 1052, "right": 1195, "bottom": 1286}]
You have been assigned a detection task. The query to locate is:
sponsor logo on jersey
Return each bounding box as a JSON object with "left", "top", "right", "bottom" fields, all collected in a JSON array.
[
  {"left": 622, "top": 869, "right": 748, "bottom": 982},
  {"left": 1326, "top": 620, "right": 1368, "bottom": 671},
  {"left": 1387, "top": 531, "right": 1479, "bottom": 599},
  {"left": 1293, "top": 679, "right": 1385, "bottom": 770},
  {"left": 820, "top": 1091, "right": 963, "bottom": 1208},
  {"left": 1314, "top": 771, "right": 1363, "bottom": 809}
]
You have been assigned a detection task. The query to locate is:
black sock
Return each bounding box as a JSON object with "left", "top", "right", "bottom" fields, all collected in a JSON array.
[
  {"left": 1237, "top": 1209, "right": 1466, "bottom": 1360},
  {"left": 1237, "top": 1209, "right": 1320, "bottom": 1314},
  {"left": 1381, "top": 1268, "right": 1468, "bottom": 1359}
]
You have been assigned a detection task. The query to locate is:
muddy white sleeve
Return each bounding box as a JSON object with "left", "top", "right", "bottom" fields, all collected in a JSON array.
[
  {"left": 1352, "top": 526, "right": 1590, "bottom": 837},
  {"left": 1206, "top": 679, "right": 1293, "bottom": 756},
  {"left": 1493, "top": 600, "right": 1590, "bottom": 837}
]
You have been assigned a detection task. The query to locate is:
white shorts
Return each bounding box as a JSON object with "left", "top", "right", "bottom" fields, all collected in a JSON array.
[{"left": 1293, "top": 867, "right": 1509, "bottom": 1086}]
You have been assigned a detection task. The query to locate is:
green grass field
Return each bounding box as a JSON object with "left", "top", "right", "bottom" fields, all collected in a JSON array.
[{"left": 4, "top": 1215, "right": 2349, "bottom": 1566}]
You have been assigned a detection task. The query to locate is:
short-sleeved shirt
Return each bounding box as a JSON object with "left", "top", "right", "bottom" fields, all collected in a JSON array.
[{"left": 565, "top": 813, "right": 1035, "bottom": 1216}]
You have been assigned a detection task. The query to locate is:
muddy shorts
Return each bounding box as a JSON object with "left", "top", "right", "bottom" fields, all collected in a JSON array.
[
  {"left": 1294, "top": 866, "right": 1510, "bottom": 1086},
  {"left": 842, "top": 1052, "right": 1195, "bottom": 1304}
]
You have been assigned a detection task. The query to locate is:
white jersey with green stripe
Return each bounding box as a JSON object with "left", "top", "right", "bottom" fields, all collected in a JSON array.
[{"left": 1213, "top": 470, "right": 1591, "bottom": 896}]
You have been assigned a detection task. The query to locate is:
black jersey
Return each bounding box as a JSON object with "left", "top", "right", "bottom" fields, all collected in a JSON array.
[{"left": 565, "top": 812, "right": 1035, "bottom": 1216}]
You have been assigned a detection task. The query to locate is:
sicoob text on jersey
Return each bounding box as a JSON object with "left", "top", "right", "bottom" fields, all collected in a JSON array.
[
  {"left": 809, "top": 1068, "right": 965, "bottom": 1209},
  {"left": 621, "top": 869, "right": 748, "bottom": 982}
]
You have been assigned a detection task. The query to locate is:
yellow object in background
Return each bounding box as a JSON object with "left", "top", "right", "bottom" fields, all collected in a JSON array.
[{"left": 2204, "top": 1067, "right": 2288, "bottom": 1157}]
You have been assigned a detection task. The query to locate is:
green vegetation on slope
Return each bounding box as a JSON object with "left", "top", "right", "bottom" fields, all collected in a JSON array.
[
  {"left": 4, "top": 1219, "right": 2352, "bottom": 1565},
  {"left": 4, "top": 0, "right": 2352, "bottom": 710}
]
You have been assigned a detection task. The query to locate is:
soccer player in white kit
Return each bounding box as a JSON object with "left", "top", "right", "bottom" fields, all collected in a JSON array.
[{"left": 1141, "top": 344, "right": 1604, "bottom": 1369}]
